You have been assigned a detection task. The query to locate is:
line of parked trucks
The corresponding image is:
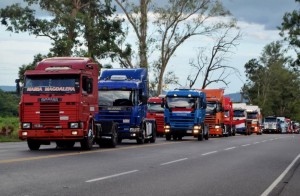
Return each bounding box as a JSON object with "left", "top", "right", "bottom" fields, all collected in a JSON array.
[{"left": 16, "top": 57, "right": 298, "bottom": 151}]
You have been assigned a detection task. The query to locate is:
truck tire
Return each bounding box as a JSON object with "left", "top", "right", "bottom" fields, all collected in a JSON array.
[
  {"left": 166, "top": 133, "right": 171, "bottom": 141},
  {"left": 149, "top": 126, "right": 156, "bottom": 143},
  {"left": 109, "top": 123, "right": 118, "bottom": 148},
  {"left": 137, "top": 124, "right": 145, "bottom": 144},
  {"left": 81, "top": 121, "right": 94, "bottom": 150},
  {"left": 27, "top": 140, "right": 40, "bottom": 150},
  {"left": 198, "top": 132, "right": 203, "bottom": 141}
]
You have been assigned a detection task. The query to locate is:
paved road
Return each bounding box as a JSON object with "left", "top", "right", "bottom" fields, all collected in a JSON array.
[{"left": 0, "top": 134, "right": 299, "bottom": 196}]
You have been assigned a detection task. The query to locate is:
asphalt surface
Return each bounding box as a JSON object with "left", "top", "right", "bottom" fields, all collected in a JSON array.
[{"left": 0, "top": 134, "right": 299, "bottom": 196}]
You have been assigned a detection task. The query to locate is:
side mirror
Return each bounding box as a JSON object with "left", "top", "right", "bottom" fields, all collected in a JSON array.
[
  {"left": 15, "top": 79, "right": 20, "bottom": 95},
  {"left": 161, "top": 98, "right": 165, "bottom": 108}
]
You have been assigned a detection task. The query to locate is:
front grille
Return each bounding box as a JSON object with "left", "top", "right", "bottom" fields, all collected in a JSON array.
[
  {"left": 205, "top": 115, "right": 216, "bottom": 128},
  {"left": 97, "top": 109, "right": 132, "bottom": 132},
  {"left": 40, "top": 103, "right": 60, "bottom": 127},
  {"left": 169, "top": 113, "right": 194, "bottom": 129}
]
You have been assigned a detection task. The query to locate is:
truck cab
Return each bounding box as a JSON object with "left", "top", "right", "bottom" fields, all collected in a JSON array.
[
  {"left": 233, "top": 103, "right": 248, "bottom": 135},
  {"left": 246, "top": 105, "right": 262, "bottom": 135},
  {"left": 163, "top": 88, "right": 208, "bottom": 141},
  {"left": 201, "top": 89, "right": 226, "bottom": 137},
  {"left": 146, "top": 96, "right": 165, "bottom": 137},
  {"left": 263, "top": 116, "right": 280, "bottom": 133},
  {"left": 95, "top": 68, "right": 156, "bottom": 144},
  {"left": 224, "top": 97, "right": 235, "bottom": 136},
  {"left": 18, "top": 57, "right": 99, "bottom": 150}
]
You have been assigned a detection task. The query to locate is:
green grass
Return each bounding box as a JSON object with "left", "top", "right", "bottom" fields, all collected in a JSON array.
[{"left": 0, "top": 117, "right": 21, "bottom": 142}]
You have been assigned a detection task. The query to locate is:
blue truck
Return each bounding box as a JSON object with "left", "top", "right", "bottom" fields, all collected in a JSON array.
[
  {"left": 94, "top": 68, "right": 156, "bottom": 145},
  {"left": 162, "top": 88, "right": 209, "bottom": 141}
]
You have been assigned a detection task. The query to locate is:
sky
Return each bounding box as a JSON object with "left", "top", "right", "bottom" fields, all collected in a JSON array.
[{"left": 0, "top": 0, "right": 298, "bottom": 94}]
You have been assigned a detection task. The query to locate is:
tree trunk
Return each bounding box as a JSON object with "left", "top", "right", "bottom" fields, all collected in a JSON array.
[{"left": 139, "top": 0, "right": 148, "bottom": 69}]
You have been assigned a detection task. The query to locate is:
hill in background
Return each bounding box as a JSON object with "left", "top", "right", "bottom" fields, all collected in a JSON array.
[{"left": 0, "top": 86, "right": 16, "bottom": 92}]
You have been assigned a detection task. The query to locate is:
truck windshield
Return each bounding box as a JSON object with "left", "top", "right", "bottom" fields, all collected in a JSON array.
[
  {"left": 264, "top": 118, "right": 277, "bottom": 122},
  {"left": 147, "top": 103, "right": 164, "bottom": 112},
  {"left": 166, "top": 97, "right": 196, "bottom": 108},
  {"left": 247, "top": 112, "right": 258, "bottom": 119},
  {"left": 98, "top": 90, "right": 135, "bottom": 106},
  {"left": 23, "top": 75, "right": 79, "bottom": 94},
  {"left": 234, "top": 110, "right": 245, "bottom": 117},
  {"left": 206, "top": 102, "right": 217, "bottom": 114}
]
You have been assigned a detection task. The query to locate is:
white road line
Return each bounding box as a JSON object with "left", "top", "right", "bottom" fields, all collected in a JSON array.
[
  {"left": 224, "top": 147, "right": 236, "bottom": 151},
  {"left": 253, "top": 142, "right": 260, "bottom": 144},
  {"left": 261, "top": 140, "right": 267, "bottom": 142},
  {"left": 85, "top": 170, "right": 139, "bottom": 183},
  {"left": 160, "top": 158, "right": 188, "bottom": 166},
  {"left": 242, "top": 144, "right": 251, "bottom": 147},
  {"left": 269, "top": 139, "right": 274, "bottom": 141},
  {"left": 202, "top": 151, "right": 218, "bottom": 156},
  {"left": 261, "top": 153, "right": 300, "bottom": 196}
]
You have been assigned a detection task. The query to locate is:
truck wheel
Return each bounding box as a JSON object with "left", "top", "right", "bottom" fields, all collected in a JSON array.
[
  {"left": 27, "top": 140, "right": 40, "bottom": 150},
  {"left": 109, "top": 124, "right": 118, "bottom": 148},
  {"left": 81, "top": 121, "right": 94, "bottom": 150},
  {"left": 117, "top": 138, "right": 122, "bottom": 144},
  {"left": 150, "top": 127, "right": 156, "bottom": 143},
  {"left": 137, "top": 124, "right": 145, "bottom": 144},
  {"left": 173, "top": 134, "right": 178, "bottom": 141},
  {"left": 198, "top": 132, "right": 203, "bottom": 141},
  {"left": 166, "top": 133, "right": 171, "bottom": 141}
]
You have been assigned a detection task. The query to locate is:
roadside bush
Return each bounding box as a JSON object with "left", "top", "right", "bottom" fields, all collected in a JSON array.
[{"left": 0, "top": 117, "right": 20, "bottom": 142}]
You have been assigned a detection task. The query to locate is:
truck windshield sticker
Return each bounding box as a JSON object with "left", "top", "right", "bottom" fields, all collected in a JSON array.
[
  {"left": 24, "top": 75, "right": 78, "bottom": 93},
  {"left": 26, "top": 87, "right": 75, "bottom": 92}
]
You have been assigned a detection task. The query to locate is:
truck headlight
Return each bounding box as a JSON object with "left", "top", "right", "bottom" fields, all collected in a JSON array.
[
  {"left": 193, "top": 125, "right": 201, "bottom": 130},
  {"left": 69, "top": 122, "right": 79, "bottom": 129},
  {"left": 215, "top": 125, "right": 220, "bottom": 129},
  {"left": 164, "top": 125, "right": 170, "bottom": 129},
  {"left": 165, "top": 129, "right": 170, "bottom": 133},
  {"left": 22, "top": 123, "right": 31, "bottom": 129}
]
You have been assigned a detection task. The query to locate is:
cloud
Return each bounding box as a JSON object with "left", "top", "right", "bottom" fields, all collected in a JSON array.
[{"left": 222, "top": 0, "right": 298, "bottom": 30}]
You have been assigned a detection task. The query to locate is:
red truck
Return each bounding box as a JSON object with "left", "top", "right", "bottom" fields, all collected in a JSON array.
[
  {"left": 146, "top": 96, "right": 164, "bottom": 137},
  {"left": 201, "top": 89, "right": 227, "bottom": 137},
  {"left": 224, "top": 97, "right": 235, "bottom": 136},
  {"left": 18, "top": 57, "right": 102, "bottom": 150}
]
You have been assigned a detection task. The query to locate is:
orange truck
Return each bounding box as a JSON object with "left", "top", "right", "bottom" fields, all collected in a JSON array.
[
  {"left": 224, "top": 97, "right": 235, "bottom": 136},
  {"left": 245, "top": 105, "right": 262, "bottom": 135},
  {"left": 146, "top": 96, "right": 165, "bottom": 136},
  {"left": 201, "top": 89, "right": 227, "bottom": 137}
]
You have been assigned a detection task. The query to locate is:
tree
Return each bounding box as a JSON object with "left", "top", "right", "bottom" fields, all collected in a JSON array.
[
  {"left": 114, "top": 0, "right": 150, "bottom": 69},
  {"left": 0, "top": 0, "right": 129, "bottom": 61},
  {"left": 0, "top": 90, "right": 19, "bottom": 117},
  {"left": 187, "top": 27, "right": 241, "bottom": 88},
  {"left": 279, "top": 0, "right": 300, "bottom": 66},
  {"left": 243, "top": 41, "right": 300, "bottom": 119},
  {"left": 115, "top": 0, "right": 234, "bottom": 95}
]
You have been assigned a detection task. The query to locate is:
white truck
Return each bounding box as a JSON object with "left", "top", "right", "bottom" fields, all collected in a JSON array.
[{"left": 233, "top": 103, "right": 248, "bottom": 135}]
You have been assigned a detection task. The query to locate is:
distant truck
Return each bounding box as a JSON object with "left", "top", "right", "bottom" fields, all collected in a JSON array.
[
  {"left": 162, "top": 88, "right": 208, "bottom": 141},
  {"left": 146, "top": 96, "right": 165, "bottom": 137},
  {"left": 263, "top": 116, "right": 281, "bottom": 133},
  {"left": 95, "top": 68, "right": 156, "bottom": 144},
  {"left": 201, "top": 89, "right": 227, "bottom": 137},
  {"left": 277, "top": 117, "right": 288, "bottom": 133},
  {"left": 232, "top": 103, "right": 248, "bottom": 135},
  {"left": 18, "top": 57, "right": 112, "bottom": 150},
  {"left": 224, "top": 97, "right": 235, "bottom": 136},
  {"left": 245, "top": 105, "right": 262, "bottom": 135}
]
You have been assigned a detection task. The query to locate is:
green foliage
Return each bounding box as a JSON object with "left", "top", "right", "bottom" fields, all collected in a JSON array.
[
  {"left": 0, "top": 90, "right": 19, "bottom": 117},
  {"left": 0, "top": 0, "right": 130, "bottom": 60},
  {"left": 0, "top": 117, "right": 20, "bottom": 142},
  {"left": 243, "top": 41, "right": 300, "bottom": 121},
  {"left": 279, "top": 0, "right": 300, "bottom": 66}
]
